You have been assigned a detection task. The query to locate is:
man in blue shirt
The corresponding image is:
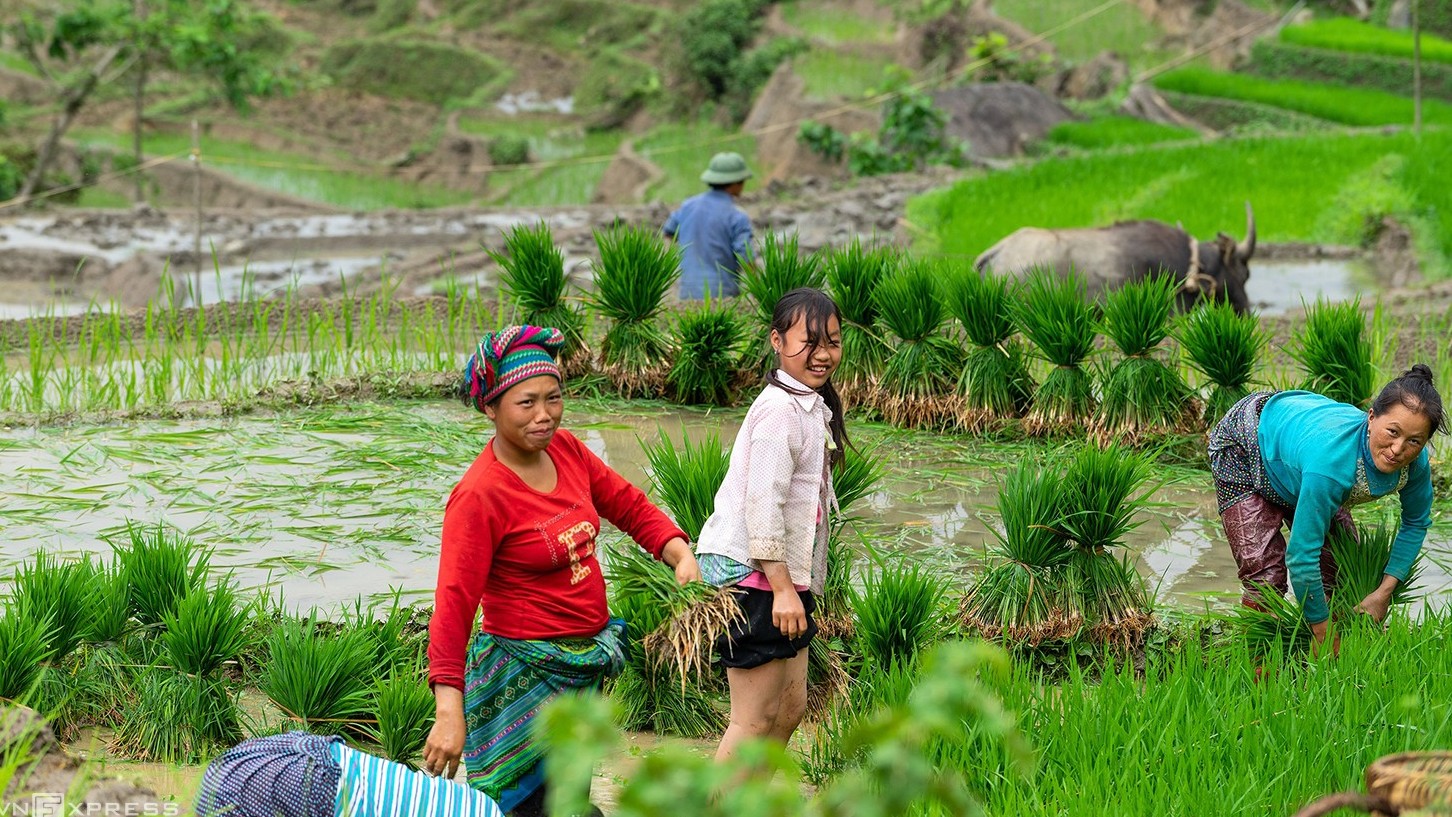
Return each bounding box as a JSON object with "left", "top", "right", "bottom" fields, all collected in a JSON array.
[{"left": 663, "top": 152, "right": 755, "bottom": 300}]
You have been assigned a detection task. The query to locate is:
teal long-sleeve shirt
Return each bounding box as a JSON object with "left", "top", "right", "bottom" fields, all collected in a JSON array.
[{"left": 1258, "top": 391, "right": 1433, "bottom": 624}]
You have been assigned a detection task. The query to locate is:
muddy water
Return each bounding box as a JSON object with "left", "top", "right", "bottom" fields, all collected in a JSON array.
[
  {"left": 2, "top": 401, "right": 1447, "bottom": 615},
  {"left": 1247, "top": 258, "right": 1370, "bottom": 317}
]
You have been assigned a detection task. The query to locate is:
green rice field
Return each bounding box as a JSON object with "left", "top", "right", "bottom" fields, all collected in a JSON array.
[
  {"left": 1153, "top": 67, "right": 1452, "bottom": 127},
  {"left": 1281, "top": 17, "right": 1452, "bottom": 65}
]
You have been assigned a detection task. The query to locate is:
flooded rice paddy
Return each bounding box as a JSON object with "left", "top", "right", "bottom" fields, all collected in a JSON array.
[{"left": 3, "top": 401, "right": 1447, "bottom": 615}]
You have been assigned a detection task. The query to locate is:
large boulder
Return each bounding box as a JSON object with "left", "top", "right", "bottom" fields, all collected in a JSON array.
[{"left": 930, "top": 82, "right": 1076, "bottom": 159}]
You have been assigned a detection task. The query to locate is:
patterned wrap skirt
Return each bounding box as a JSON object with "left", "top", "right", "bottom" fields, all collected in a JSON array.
[{"left": 1207, "top": 390, "right": 1292, "bottom": 513}]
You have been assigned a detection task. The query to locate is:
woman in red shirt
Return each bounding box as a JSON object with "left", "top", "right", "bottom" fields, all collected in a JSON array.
[{"left": 422, "top": 325, "right": 700, "bottom": 817}]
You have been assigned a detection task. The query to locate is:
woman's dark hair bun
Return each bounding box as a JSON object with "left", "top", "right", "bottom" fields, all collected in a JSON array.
[{"left": 1405, "top": 363, "right": 1435, "bottom": 384}]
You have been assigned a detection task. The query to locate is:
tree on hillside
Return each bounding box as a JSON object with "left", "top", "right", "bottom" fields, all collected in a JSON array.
[{"left": 6, "top": 0, "right": 288, "bottom": 205}]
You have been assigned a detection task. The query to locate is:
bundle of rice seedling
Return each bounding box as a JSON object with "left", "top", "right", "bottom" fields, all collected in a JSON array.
[
  {"left": 850, "top": 558, "right": 951, "bottom": 670},
  {"left": 1176, "top": 300, "right": 1268, "bottom": 422},
  {"left": 819, "top": 445, "right": 887, "bottom": 636},
  {"left": 1093, "top": 275, "right": 1196, "bottom": 443},
  {"left": 961, "top": 460, "right": 1078, "bottom": 644},
  {"left": 805, "top": 635, "right": 852, "bottom": 722},
  {"left": 0, "top": 607, "right": 54, "bottom": 700},
  {"left": 112, "top": 668, "right": 241, "bottom": 763},
  {"left": 365, "top": 662, "right": 436, "bottom": 767},
  {"left": 1235, "top": 583, "right": 1314, "bottom": 657},
  {"left": 739, "top": 232, "right": 827, "bottom": 378},
  {"left": 590, "top": 225, "right": 681, "bottom": 397},
  {"left": 1291, "top": 297, "right": 1375, "bottom": 408},
  {"left": 344, "top": 589, "right": 424, "bottom": 680},
  {"left": 1328, "top": 522, "right": 1422, "bottom": 615},
  {"left": 667, "top": 301, "right": 747, "bottom": 406},
  {"left": 1060, "top": 443, "right": 1157, "bottom": 645},
  {"left": 161, "top": 581, "right": 252, "bottom": 678},
  {"left": 259, "top": 617, "right": 376, "bottom": 734},
  {"left": 9, "top": 551, "right": 94, "bottom": 663},
  {"left": 113, "top": 521, "right": 211, "bottom": 627},
  {"left": 488, "top": 221, "right": 590, "bottom": 377},
  {"left": 643, "top": 431, "right": 730, "bottom": 540},
  {"left": 942, "top": 266, "right": 1034, "bottom": 430},
  {"left": 871, "top": 259, "right": 962, "bottom": 429},
  {"left": 825, "top": 238, "right": 897, "bottom": 407},
  {"left": 82, "top": 557, "right": 134, "bottom": 645},
  {"left": 1010, "top": 267, "right": 1098, "bottom": 434}
]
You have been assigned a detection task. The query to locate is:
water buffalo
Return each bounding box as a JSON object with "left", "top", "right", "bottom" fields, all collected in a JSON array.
[{"left": 973, "top": 203, "right": 1256, "bottom": 313}]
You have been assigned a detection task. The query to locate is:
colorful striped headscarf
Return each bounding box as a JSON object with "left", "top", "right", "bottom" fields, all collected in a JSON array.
[{"left": 463, "top": 325, "right": 566, "bottom": 412}]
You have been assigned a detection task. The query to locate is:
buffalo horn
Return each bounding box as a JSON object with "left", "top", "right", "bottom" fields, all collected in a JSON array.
[{"left": 1237, "top": 201, "right": 1257, "bottom": 261}]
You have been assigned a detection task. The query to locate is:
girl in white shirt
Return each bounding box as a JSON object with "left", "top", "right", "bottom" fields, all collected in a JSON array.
[{"left": 696, "top": 287, "right": 847, "bottom": 761}]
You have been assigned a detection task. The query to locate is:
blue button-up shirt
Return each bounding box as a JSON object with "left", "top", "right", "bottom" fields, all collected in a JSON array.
[{"left": 662, "top": 189, "right": 754, "bottom": 300}]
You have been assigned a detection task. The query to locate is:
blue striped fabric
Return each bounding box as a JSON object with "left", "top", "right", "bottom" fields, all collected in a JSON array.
[{"left": 331, "top": 742, "right": 504, "bottom": 817}]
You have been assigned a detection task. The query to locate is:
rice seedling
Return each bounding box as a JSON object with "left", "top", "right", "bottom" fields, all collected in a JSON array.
[
  {"left": 1175, "top": 300, "right": 1268, "bottom": 422},
  {"left": 849, "top": 557, "right": 951, "bottom": 670},
  {"left": 871, "top": 259, "right": 963, "bottom": 429},
  {"left": 590, "top": 225, "right": 680, "bottom": 397},
  {"left": 666, "top": 300, "right": 746, "bottom": 405},
  {"left": 1009, "top": 267, "right": 1098, "bottom": 434},
  {"left": 1327, "top": 523, "right": 1422, "bottom": 615},
  {"left": 0, "top": 608, "right": 53, "bottom": 701},
  {"left": 160, "top": 581, "right": 252, "bottom": 677},
  {"left": 942, "top": 265, "right": 1034, "bottom": 430},
  {"left": 113, "top": 521, "right": 211, "bottom": 627},
  {"left": 365, "top": 662, "right": 436, "bottom": 767},
  {"left": 825, "top": 238, "right": 897, "bottom": 406},
  {"left": 111, "top": 668, "right": 242, "bottom": 763},
  {"left": 1093, "top": 275, "right": 1196, "bottom": 443},
  {"left": 607, "top": 662, "right": 724, "bottom": 739},
  {"left": 643, "top": 430, "right": 730, "bottom": 541},
  {"left": 818, "top": 445, "right": 887, "bottom": 635},
  {"left": 259, "top": 616, "right": 377, "bottom": 733},
  {"left": 8, "top": 551, "right": 94, "bottom": 663},
  {"left": 344, "top": 589, "right": 424, "bottom": 680},
  {"left": 739, "top": 232, "right": 828, "bottom": 378},
  {"left": 81, "top": 557, "right": 134, "bottom": 646},
  {"left": 1291, "top": 297, "right": 1375, "bottom": 408},
  {"left": 1234, "top": 582, "right": 1315, "bottom": 657},
  {"left": 487, "top": 221, "right": 590, "bottom": 377}
]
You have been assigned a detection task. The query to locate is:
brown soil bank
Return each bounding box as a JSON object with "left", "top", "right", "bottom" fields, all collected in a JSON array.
[{"left": 2, "top": 706, "right": 173, "bottom": 814}]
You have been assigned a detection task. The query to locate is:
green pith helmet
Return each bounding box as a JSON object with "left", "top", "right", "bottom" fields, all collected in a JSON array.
[{"left": 699, "top": 152, "right": 753, "bottom": 185}]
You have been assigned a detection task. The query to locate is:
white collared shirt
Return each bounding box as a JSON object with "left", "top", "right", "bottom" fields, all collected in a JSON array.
[{"left": 695, "top": 370, "right": 835, "bottom": 593}]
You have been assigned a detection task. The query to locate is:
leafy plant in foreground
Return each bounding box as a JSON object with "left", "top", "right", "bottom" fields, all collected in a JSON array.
[
  {"left": 1011, "top": 267, "right": 1098, "bottom": 434},
  {"left": 488, "top": 221, "right": 589, "bottom": 376},
  {"left": 1291, "top": 297, "right": 1375, "bottom": 408},
  {"left": 942, "top": 265, "right": 1034, "bottom": 430},
  {"left": 871, "top": 259, "right": 962, "bottom": 429},
  {"left": 1176, "top": 300, "right": 1268, "bottom": 422},
  {"left": 590, "top": 225, "right": 680, "bottom": 397},
  {"left": 667, "top": 301, "right": 746, "bottom": 405},
  {"left": 1093, "top": 275, "right": 1195, "bottom": 443}
]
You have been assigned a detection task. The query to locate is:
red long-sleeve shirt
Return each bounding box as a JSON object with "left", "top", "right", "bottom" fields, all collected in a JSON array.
[{"left": 427, "top": 429, "right": 686, "bottom": 691}]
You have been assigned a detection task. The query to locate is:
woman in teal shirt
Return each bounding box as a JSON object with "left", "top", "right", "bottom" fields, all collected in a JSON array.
[{"left": 1208, "top": 365, "right": 1445, "bottom": 650}]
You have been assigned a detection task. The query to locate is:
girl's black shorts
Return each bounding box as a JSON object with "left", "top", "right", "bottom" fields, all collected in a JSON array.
[{"left": 716, "top": 586, "right": 817, "bottom": 670}]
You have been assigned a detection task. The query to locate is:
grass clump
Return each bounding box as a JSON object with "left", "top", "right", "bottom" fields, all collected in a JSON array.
[
  {"left": 114, "top": 521, "right": 211, "bottom": 627},
  {"left": 9, "top": 551, "right": 93, "bottom": 664},
  {"left": 1011, "top": 268, "right": 1098, "bottom": 434},
  {"left": 1291, "top": 298, "right": 1375, "bottom": 409},
  {"left": 260, "top": 617, "right": 376, "bottom": 733},
  {"left": 942, "top": 266, "right": 1034, "bottom": 430},
  {"left": 590, "top": 226, "right": 680, "bottom": 398},
  {"left": 643, "top": 431, "right": 730, "bottom": 540},
  {"left": 161, "top": 582, "right": 252, "bottom": 677},
  {"left": 320, "top": 39, "right": 508, "bottom": 106},
  {"left": 870, "top": 259, "right": 962, "bottom": 429},
  {"left": 667, "top": 302, "right": 746, "bottom": 405},
  {"left": 1093, "top": 275, "right": 1195, "bottom": 443},
  {"left": 488, "top": 222, "right": 589, "bottom": 377},
  {"left": 0, "top": 608, "right": 53, "bottom": 700},
  {"left": 1176, "top": 300, "right": 1268, "bottom": 422},
  {"left": 739, "top": 232, "right": 827, "bottom": 378},
  {"left": 825, "top": 238, "right": 897, "bottom": 407}
]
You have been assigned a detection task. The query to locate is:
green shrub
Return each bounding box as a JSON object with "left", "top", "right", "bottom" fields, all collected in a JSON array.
[
  {"left": 320, "top": 39, "right": 506, "bottom": 105},
  {"left": 1042, "top": 116, "right": 1197, "bottom": 150},
  {"left": 1152, "top": 67, "right": 1452, "bottom": 126},
  {"left": 1280, "top": 17, "right": 1452, "bottom": 65},
  {"left": 674, "top": 0, "right": 791, "bottom": 119},
  {"left": 1250, "top": 40, "right": 1452, "bottom": 101},
  {"left": 369, "top": 0, "right": 416, "bottom": 32},
  {"left": 487, "top": 134, "right": 529, "bottom": 166},
  {"left": 574, "top": 49, "right": 659, "bottom": 129},
  {"left": 493, "top": 0, "right": 664, "bottom": 52},
  {"left": 1314, "top": 154, "right": 1414, "bottom": 247}
]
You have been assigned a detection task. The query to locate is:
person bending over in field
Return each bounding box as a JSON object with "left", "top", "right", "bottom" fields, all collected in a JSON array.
[
  {"left": 696, "top": 287, "right": 847, "bottom": 762},
  {"left": 195, "top": 731, "right": 503, "bottom": 817},
  {"left": 423, "top": 325, "right": 700, "bottom": 817},
  {"left": 1207, "top": 364, "right": 1445, "bottom": 652}
]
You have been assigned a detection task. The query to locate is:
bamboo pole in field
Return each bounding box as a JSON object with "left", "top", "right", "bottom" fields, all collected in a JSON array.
[
  {"left": 192, "top": 119, "right": 203, "bottom": 307},
  {"left": 1414, "top": 0, "right": 1424, "bottom": 139}
]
